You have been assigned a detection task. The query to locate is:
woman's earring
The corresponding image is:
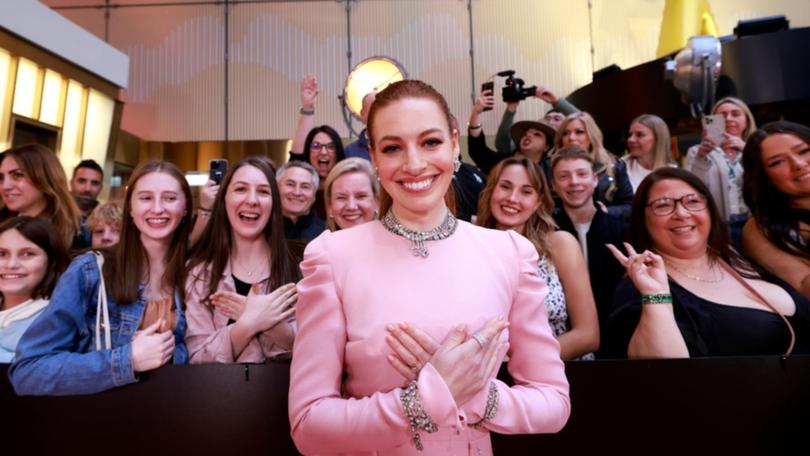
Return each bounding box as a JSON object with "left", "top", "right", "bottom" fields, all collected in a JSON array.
[{"left": 453, "top": 157, "right": 461, "bottom": 173}]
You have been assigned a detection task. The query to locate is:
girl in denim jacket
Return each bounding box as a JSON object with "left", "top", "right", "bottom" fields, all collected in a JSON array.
[{"left": 9, "top": 160, "right": 192, "bottom": 395}]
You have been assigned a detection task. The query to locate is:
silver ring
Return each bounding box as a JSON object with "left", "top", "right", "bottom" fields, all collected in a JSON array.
[{"left": 472, "top": 333, "right": 487, "bottom": 349}]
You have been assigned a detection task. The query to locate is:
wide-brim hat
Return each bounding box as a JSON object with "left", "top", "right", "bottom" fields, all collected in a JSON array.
[{"left": 510, "top": 120, "right": 556, "bottom": 147}]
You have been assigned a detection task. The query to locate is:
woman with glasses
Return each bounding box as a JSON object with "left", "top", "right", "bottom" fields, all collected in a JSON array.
[
  {"left": 603, "top": 167, "right": 809, "bottom": 358},
  {"left": 289, "top": 75, "right": 347, "bottom": 219}
]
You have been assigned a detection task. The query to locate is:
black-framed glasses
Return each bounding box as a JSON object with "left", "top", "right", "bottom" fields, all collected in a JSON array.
[
  {"left": 646, "top": 193, "right": 707, "bottom": 216},
  {"left": 310, "top": 142, "right": 337, "bottom": 152}
]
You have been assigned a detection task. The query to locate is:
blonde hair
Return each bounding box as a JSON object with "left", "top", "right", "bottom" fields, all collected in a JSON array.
[
  {"left": 323, "top": 158, "right": 380, "bottom": 231},
  {"left": 554, "top": 112, "right": 613, "bottom": 173},
  {"left": 624, "top": 114, "right": 674, "bottom": 169},
  {"left": 712, "top": 96, "right": 757, "bottom": 140},
  {"left": 477, "top": 157, "right": 557, "bottom": 263},
  {"left": 86, "top": 201, "right": 122, "bottom": 232}
]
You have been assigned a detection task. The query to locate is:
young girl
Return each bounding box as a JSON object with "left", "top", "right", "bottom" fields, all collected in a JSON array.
[
  {"left": 185, "top": 156, "right": 301, "bottom": 363},
  {"left": 9, "top": 160, "right": 192, "bottom": 395},
  {"left": 0, "top": 217, "right": 69, "bottom": 362}
]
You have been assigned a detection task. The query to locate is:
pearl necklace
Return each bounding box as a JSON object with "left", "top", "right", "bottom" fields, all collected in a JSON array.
[
  {"left": 665, "top": 260, "right": 724, "bottom": 283},
  {"left": 381, "top": 209, "right": 457, "bottom": 257}
]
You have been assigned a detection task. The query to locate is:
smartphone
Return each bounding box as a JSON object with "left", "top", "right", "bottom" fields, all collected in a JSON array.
[
  {"left": 481, "top": 81, "right": 494, "bottom": 112},
  {"left": 701, "top": 114, "right": 725, "bottom": 147},
  {"left": 209, "top": 159, "right": 228, "bottom": 184}
]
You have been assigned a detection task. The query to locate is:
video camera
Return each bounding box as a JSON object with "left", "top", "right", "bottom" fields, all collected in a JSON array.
[{"left": 497, "top": 70, "right": 536, "bottom": 103}]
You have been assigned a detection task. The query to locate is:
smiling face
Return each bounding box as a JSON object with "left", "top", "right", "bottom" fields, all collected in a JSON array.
[
  {"left": 490, "top": 164, "right": 541, "bottom": 233},
  {"left": 714, "top": 102, "right": 748, "bottom": 139},
  {"left": 129, "top": 171, "right": 187, "bottom": 245},
  {"left": 278, "top": 166, "right": 316, "bottom": 218},
  {"left": 761, "top": 133, "right": 810, "bottom": 203},
  {"left": 226, "top": 165, "right": 273, "bottom": 242},
  {"left": 370, "top": 97, "right": 458, "bottom": 227},
  {"left": 645, "top": 179, "right": 710, "bottom": 259},
  {"left": 561, "top": 119, "right": 591, "bottom": 150},
  {"left": 309, "top": 132, "right": 338, "bottom": 179},
  {"left": 328, "top": 171, "right": 378, "bottom": 229},
  {"left": 552, "top": 158, "right": 598, "bottom": 210},
  {"left": 70, "top": 167, "right": 103, "bottom": 208},
  {"left": 0, "top": 156, "right": 47, "bottom": 217},
  {"left": 627, "top": 121, "right": 655, "bottom": 161},
  {"left": 0, "top": 228, "right": 47, "bottom": 305}
]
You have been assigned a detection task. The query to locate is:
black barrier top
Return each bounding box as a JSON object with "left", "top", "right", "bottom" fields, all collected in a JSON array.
[{"left": 2, "top": 358, "right": 810, "bottom": 455}]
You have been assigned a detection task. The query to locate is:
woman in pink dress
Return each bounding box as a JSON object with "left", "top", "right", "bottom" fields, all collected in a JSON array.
[{"left": 288, "top": 80, "right": 570, "bottom": 455}]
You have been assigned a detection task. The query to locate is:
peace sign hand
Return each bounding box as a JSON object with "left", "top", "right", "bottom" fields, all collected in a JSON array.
[{"left": 606, "top": 242, "right": 670, "bottom": 295}]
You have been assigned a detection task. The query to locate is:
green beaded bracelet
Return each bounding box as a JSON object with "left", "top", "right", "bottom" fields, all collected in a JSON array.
[{"left": 641, "top": 293, "right": 673, "bottom": 305}]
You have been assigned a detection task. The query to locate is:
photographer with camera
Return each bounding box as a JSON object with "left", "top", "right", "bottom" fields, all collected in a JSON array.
[
  {"left": 492, "top": 72, "right": 579, "bottom": 155},
  {"left": 467, "top": 86, "right": 557, "bottom": 180}
]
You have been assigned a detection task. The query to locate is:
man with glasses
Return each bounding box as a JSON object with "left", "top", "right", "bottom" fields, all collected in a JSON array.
[{"left": 551, "top": 146, "right": 628, "bottom": 354}]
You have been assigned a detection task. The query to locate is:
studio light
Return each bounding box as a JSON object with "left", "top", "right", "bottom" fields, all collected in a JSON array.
[
  {"left": 664, "top": 35, "right": 722, "bottom": 117},
  {"left": 340, "top": 56, "right": 407, "bottom": 136}
]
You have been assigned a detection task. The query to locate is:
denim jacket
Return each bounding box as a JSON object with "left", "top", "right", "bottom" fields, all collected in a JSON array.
[{"left": 8, "top": 252, "right": 188, "bottom": 395}]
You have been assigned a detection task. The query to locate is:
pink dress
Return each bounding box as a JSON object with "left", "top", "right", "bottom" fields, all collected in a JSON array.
[{"left": 289, "top": 220, "right": 570, "bottom": 455}]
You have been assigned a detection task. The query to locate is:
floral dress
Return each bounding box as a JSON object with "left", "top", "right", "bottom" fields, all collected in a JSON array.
[{"left": 538, "top": 256, "right": 595, "bottom": 361}]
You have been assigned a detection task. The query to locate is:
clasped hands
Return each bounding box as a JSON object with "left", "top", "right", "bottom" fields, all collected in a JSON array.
[
  {"left": 209, "top": 283, "right": 297, "bottom": 334},
  {"left": 385, "top": 316, "right": 507, "bottom": 406}
]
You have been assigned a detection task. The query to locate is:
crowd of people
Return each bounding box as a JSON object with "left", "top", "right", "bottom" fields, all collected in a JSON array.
[{"left": 0, "top": 73, "right": 808, "bottom": 454}]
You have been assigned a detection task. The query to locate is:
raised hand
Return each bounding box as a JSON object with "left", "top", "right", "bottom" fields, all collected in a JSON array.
[
  {"left": 300, "top": 74, "right": 319, "bottom": 111},
  {"left": 606, "top": 242, "right": 670, "bottom": 295},
  {"left": 199, "top": 179, "right": 220, "bottom": 212},
  {"left": 720, "top": 132, "right": 745, "bottom": 157},
  {"left": 473, "top": 88, "right": 495, "bottom": 114},
  {"left": 696, "top": 135, "right": 716, "bottom": 159},
  {"left": 534, "top": 85, "right": 559, "bottom": 105},
  {"left": 131, "top": 319, "right": 175, "bottom": 372}
]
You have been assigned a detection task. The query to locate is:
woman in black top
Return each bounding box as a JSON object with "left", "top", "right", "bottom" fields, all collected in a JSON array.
[{"left": 604, "top": 167, "right": 808, "bottom": 358}]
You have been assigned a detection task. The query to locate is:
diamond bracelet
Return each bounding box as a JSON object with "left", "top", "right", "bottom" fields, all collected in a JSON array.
[{"left": 400, "top": 381, "right": 438, "bottom": 451}]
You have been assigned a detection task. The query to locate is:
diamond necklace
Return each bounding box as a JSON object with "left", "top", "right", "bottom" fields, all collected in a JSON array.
[
  {"left": 665, "top": 260, "right": 724, "bottom": 283},
  {"left": 381, "top": 209, "right": 458, "bottom": 257}
]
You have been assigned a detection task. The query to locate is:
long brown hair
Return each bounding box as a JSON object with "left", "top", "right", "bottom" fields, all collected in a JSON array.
[
  {"left": 367, "top": 79, "right": 457, "bottom": 217},
  {"left": 477, "top": 157, "right": 557, "bottom": 262},
  {"left": 0, "top": 144, "right": 81, "bottom": 248},
  {"left": 105, "top": 160, "right": 193, "bottom": 304},
  {"left": 743, "top": 121, "right": 810, "bottom": 262},
  {"left": 0, "top": 216, "right": 69, "bottom": 301},
  {"left": 187, "top": 156, "right": 301, "bottom": 299}
]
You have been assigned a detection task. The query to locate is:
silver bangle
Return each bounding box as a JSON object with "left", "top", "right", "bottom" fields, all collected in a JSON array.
[
  {"left": 400, "top": 381, "right": 438, "bottom": 451},
  {"left": 471, "top": 381, "right": 499, "bottom": 428}
]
